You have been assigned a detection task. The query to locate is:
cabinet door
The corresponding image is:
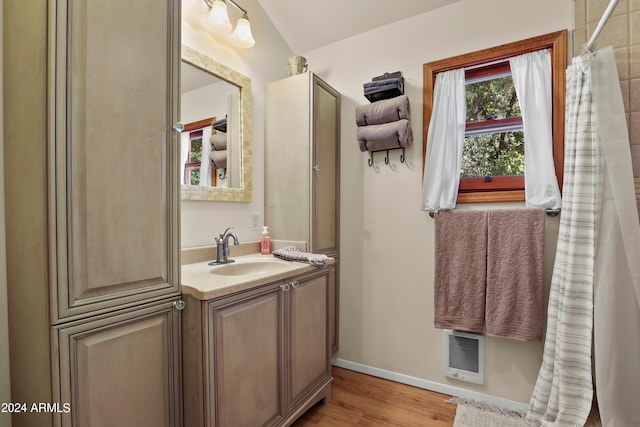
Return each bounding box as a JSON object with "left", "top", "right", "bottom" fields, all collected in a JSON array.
[
  {"left": 209, "top": 286, "right": 285, "bottom": 427},
  {"left": 55, "top": 299, "right": 182, "bottom": 427},
  {"left": 288, "top": 272, "right": 331, "bottom": 409},
  {"left": 52, "top": 0, "right": 180, "bottom": 320},
  {"left": 328, "top": 263, "right": 339, "bottom": 353},
  {"left": 312, "top": 76, "right": 340, "bottom": 256}
]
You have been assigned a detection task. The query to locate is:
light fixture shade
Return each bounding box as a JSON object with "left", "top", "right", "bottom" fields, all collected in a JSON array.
[
  {"left": 231, "top": 17, "right": 255, "bottom": 48},
  {"left": 209, "top": 0, "right": 232, "bottom": 34}
]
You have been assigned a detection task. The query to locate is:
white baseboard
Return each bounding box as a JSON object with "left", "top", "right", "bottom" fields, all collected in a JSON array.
[{"left": 331, "top": 357, "right": 529, "bottom": 413}]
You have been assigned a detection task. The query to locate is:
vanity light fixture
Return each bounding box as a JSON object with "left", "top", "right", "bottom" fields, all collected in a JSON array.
[
  {"left": 207, "top": 0, "right": 233, "bottom": 34},
  {"left": 202, "top": 0, "right": 255, "bottom": 48}
]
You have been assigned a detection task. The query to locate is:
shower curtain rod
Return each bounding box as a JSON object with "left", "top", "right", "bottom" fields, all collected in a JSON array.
[{"left": 585, "top": 0, "right": 620, "bottom": 52}]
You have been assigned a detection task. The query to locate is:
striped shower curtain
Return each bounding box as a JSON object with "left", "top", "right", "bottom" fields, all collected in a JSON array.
[
  {"left": 526, "top": 51, "right": 598, "bottom": 427},
  {"left": 527, "top": 47, "right": 640, "bottom": 426}
]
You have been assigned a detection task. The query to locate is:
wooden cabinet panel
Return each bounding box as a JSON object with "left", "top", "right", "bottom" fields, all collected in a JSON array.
[
  {"left": 312, "top": 79, "right": 339, "bottom": 255},
  {"left": 55, "top": 300, "right": 182, "bottom": 427},
  {"left": 53, "top": 0, "right": 180, "bottom": 320},
  {"left": 328, "top": 263, "right": 339, "bottom": 353},
  {"left": 183, "top": 269, "right": 332, "bottom": 427},
  {"left": 5, "top": 1, "right": 181, "bottom": 425},
  {"left": 209, "top": 287, "right": 284, "bottom": 427},
  {"left": 264, "top": 73, "right": 311, "bottom": 248},
  {"left": 289, "top": 274, "right": 331, "bottom": 408}
]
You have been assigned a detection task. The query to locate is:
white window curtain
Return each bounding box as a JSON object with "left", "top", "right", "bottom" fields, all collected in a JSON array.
[
  {"left": 509, "top": 49, "right": 562, "bottom": 209},
  {"left": 421, "top": 68, "right": 466, "bottom": 212},
  {"left": 180, "top": 132, "right": 190, "bottom": 185},
  {"left": 199, "top": 125, "right": 212, "bottom": 186}
]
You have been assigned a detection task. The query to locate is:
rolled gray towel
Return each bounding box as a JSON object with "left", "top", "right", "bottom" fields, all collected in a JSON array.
[
  {"left": 209, "top": 150, "right": 227, "bottom": 169},
  {"left": 363, "top": 78, "right": 404, "bottom": 102},
  {"left": 356, "top": 119, "right": 413, "bottom": 152},
  {"left": 355, "top": 94, "right": 410, "bottom": 126},
  {"left": 210, "top": 132, "right": 227, "bottom": 151}
]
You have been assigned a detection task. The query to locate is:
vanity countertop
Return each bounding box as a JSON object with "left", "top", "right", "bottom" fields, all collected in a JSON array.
[{"left": 181, "top": 253, "right": 333, "bottom": 300}]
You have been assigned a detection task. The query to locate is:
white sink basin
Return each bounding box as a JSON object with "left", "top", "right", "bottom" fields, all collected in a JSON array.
[
  {"left": 210, "top": 259, "right": 292, "bottom": 276},
  {"left": 182, "top": 253, "right": 332, "bottom": 300}
]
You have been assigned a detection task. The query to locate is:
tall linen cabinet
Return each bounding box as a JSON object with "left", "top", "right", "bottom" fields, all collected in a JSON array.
[
  {"left": 4, "top": 1, "right": 182, "bottom": 426},
  {"left": 265, "top": 72, "right": 341, "bottom": 351}
]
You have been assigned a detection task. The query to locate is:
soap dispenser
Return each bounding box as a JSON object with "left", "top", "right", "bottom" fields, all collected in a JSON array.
[{"left": 261, "top": 226, "right": 271, "bottom": 254}]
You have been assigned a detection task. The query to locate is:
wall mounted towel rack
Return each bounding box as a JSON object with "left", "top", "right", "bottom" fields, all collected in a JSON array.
[
  {"left": 428, "top": 208, "right": 561, "bottom": 218},
  {"left": 368, "top": 146, "right": 405, "bottom": 167}
]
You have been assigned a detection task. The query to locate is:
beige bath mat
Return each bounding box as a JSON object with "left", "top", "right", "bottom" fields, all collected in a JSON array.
[{"left": 449, "top": 397, "right": 527, "bottom": 427}]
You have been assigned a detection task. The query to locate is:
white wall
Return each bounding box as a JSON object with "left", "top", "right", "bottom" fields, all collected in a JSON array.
[
  {"left": 302, "top": 0, "right": 572, "bottom": 404},
  {"left": 180, "top": 0, "right": 293, "bottom": 247},
  {"left": 0, "top": 1, "right": 14, "bottom": 424},
  {"left": 181, "top": 80, "right": 238, "bottom": 125}
]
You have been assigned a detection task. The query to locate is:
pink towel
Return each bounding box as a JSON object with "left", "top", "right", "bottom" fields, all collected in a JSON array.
[
  {"left": 434, "top": 210, "right": 488, "bottom": 333},
  {"left": 486, "top": 209, "right": 545, "bottom": 341}
]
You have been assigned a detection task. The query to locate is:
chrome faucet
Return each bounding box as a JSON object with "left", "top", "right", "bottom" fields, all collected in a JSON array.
[{"left": 209, "top": 227, "right": 239, "bottom": 265}]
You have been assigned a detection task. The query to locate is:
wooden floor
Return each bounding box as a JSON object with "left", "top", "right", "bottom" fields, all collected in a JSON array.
[
  {"left": 293, "top": 367, "right": 602, "bottom": 427},
  {"left": 292, "top": 367, "right": 455, "bottom": 426}
]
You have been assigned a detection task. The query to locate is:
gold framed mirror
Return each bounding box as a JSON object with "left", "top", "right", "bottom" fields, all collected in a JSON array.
[{"left": 180, "top": 45, "right": 252, "bottom": 201}]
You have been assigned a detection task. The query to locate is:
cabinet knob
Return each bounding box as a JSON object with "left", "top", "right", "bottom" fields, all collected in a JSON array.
[
  {"left": 313, "top": 164, "right": 320, "bottom": 171},
  {"left": 290, "top": 280, "right": 299, "bottom": 288},
  {"left": 173, "top": 300, "right": 186, "bottom": 311},
  {"left": 281, "top": 283, "right": 291, "bottom": 292},
  {"left": 173, "top": 122, "right": 184, "bottom": 133}
]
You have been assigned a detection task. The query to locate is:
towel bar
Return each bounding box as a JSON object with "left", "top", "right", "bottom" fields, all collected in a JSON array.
[{"left": 428, "top": 208, "right": 561, "bottom": 218}]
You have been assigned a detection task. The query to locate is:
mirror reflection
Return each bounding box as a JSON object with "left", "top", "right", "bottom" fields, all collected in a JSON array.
[
  {"left": 180, "top": 45, "right": 252, "bottom": 201},
  {"left": 181, "top": 63, "right": 240, "bottom": 189}
]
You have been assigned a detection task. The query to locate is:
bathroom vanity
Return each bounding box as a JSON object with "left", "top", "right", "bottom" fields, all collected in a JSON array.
[{"left": 182, "top": 254, "right": 334, "bottom": 427}]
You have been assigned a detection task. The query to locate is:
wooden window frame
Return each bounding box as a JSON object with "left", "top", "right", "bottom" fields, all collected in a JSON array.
[{"left": 423, "top": 30, "right": 567, "bottom": 203}]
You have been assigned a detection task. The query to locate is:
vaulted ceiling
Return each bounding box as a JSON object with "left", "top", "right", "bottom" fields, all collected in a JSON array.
[{"left": 256, "top": 0, "right": 462, "bottom": 53}]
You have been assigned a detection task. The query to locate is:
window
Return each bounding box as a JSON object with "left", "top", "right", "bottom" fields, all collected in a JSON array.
[
  {"left": 185, "top": 130, "right": 204, "bottom": 186},
  {"left": 423, "top": 30, "right": 567, "bottom": 203},
  {"left": 462, "top": 61, "right": 524, "bottom": 192},
  {"left": 182, "top": 117, "right": 217, "bottom": 187}
]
